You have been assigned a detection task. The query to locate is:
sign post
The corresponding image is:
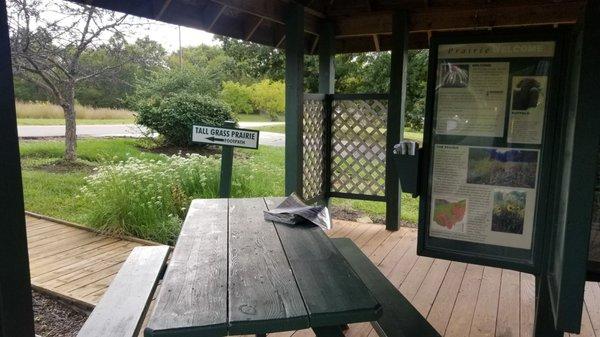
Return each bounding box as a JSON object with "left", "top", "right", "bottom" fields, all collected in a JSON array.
[{"left": 192, "top": 121, "right": 260, "bottom": 198}]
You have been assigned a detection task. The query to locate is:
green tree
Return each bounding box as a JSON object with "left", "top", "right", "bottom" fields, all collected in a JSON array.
[
  {"left": 250, "top": 80, "right": 285, "bottom": 120},
  {"left": 220, "top": 81, "right": 254, "bottom": 115}
]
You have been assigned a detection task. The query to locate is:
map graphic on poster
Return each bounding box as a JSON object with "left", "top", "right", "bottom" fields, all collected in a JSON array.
[{"left": 590, "top": 145, "right": 600, "bottom": 263}]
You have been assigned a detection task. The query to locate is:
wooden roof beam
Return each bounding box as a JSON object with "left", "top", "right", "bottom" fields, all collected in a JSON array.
[
  {"left": 207, "top": 4, "right": 227, "bottom": 30},
  {"left": 210, "top": 0, "right": 321, "bottom": 35},
  {"left": 155, "top": 0, "right": 173, "bottom": 19},
  {"left": 245, "top": 17, "right": 264, "bottom": 40},
  {"left": 335, "top": 1, "right": 584, "bottom": 37}
]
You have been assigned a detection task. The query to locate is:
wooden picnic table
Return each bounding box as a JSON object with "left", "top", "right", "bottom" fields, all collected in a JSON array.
[{"left": 144, "top": 197, "right": 382, "bottom": 337}]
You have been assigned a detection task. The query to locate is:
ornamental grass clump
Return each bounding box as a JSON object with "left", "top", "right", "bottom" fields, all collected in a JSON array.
[
  {"left": 80, "top": 154, "right": 220, "bottom": 243},
  {"left": 79, "top": 152, "right": 284, "bottom": 244}
]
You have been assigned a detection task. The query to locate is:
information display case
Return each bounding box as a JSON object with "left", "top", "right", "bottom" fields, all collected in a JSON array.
[{"left": 418, "top": 32, "right": 563, "bottom": 273}]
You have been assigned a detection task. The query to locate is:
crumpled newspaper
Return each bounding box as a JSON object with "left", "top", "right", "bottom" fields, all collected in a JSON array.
[{"left": 264, "top": 194, "right": 331, "bottom": 230}]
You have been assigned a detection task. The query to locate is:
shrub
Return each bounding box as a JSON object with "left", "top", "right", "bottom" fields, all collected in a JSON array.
[
  {"left": 79, "top": 152, "right": 284, "bottom": 244},
  {"left": 220, "top": 81, "right": 254, "bottom": 115},
  {"left": 250, "top": 80, "right": 285, "bottom": 120},
  {"left": 136, "top": 93, "right": 234, "bottom": 146}
]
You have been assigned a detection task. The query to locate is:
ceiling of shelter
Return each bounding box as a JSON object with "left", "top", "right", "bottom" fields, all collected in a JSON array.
[{"left": 69, "top": 0, "right": 584, "bottom": 53}]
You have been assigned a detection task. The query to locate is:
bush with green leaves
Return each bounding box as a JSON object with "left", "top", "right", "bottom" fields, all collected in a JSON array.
[
  {"left": 78, "top": 151, "right": 284, "bottom": 244},
  {"left": 250, "top": 80, "right": 285, "bottom": 120},
  {"left": 220, "top": 81, "right": 254, "bottom": 115},
  {"left": 136, "top": 93, "right": 233, "bottom": 146}
]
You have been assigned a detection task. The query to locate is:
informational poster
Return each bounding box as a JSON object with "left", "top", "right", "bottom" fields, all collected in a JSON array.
[
  {"left": 590, "top": 146, "right": 600, "bottom": 264},
  {"left": 426, "top": 40, "right": 555, "bottom": 252},
  {"left": 430, "top": 145, "right": 538, "bottom": 249}
]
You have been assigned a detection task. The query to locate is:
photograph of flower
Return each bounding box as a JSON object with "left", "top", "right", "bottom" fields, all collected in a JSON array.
[
  {"left": 491, "top": 190, "right": 526, "bottom": 234},
  {"left": 439, "top": 63, "right": 469, "bottom": 88},
  {"left": 467, "top": 147, "right": 538, "bottom": 189},
  {"left": 432, "top": 198, "right": 467, "bottom": 232}
]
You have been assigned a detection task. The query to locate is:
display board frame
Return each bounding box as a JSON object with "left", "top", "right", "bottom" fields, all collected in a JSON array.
[{"left": 418, "top": 30, "right": 566, "bottom": 274}]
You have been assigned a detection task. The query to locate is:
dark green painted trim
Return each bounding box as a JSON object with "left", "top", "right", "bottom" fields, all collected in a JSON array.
[
  {"left": 284, "top": 3, "right": 304, "bottom": 196},
  {"left": 385, "top": 10, "right": 409, "bottom": 231},
  {"left": 329, "top": 192, "right": 386, "bottom": 202},
  {"left": 546, "top": 1, "right": 600, "bottom": 332},
  {"left": 0, "top": 0, "right": 35, "bottom": 335},
  {"left": 534, "top": 276, "right": 564, "bottom": 337},
  {"left": 319, "top": 21, "right": 335, "bottom": 206},
  {"left": 331, "top": 93, "right": 389, "bottom": 100},
  {"left": 218, "top": 121, "right": 235, "bottom": 198},
  {"left": 323, "top": 94, "right": 333, "bottom": 202},
  {"left": 318, "top": 21, "right": 335, "bottom": 95}
]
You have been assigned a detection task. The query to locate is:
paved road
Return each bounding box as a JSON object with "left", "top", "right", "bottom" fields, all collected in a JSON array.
[{"left": 17, "top": 122, "right": 286, "bottom": 147}]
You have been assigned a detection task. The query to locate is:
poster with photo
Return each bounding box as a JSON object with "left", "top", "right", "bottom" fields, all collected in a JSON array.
[
  {"left": 426, "top": 40, "right": 555, "bottom": 253},
  {"left": 436, "top": 62, "right": 509, "bottom": 137},
  {"left": 508, "top": 76, "right": 548, "bottom": 144},
  {"left": 429, "top": 145, "right": 538, "bottom": 250}
]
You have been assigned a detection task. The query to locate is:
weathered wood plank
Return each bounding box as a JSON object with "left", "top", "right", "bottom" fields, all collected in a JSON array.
[
  {"left": 411, "top": 259, "right": 451, "bottom": 317},
  {"left": 426, "top": 261, "right": 467, "bottom": 335},
  {"left": 520, "top": 273, "right": 536, "bottom": 337},
  {"left": 265, "top": 198, "right": 381, "bottom": 327},
  {"left": 444, "top": 264, "right": 484, "bottom": 337},
  {"left": 469, "top": 267, "right": 502, "bottom": 337},
  {"left": 333, "top": 237, "right": 440, "bottom": 337},
  {"left": 77, "top": 246, "right": 169, "bottom": 337},
  {"left": 495, "top": 269, "right": 520, "bottom": 337},
  {"left": 145, "top": 199, "right": 229, "bottom": 337},
  {"left": 228, "top": 198, "right": 308, "bottom": 335},
  {"left": 584, "top": 282, "right": 600, "bottom": 336}
]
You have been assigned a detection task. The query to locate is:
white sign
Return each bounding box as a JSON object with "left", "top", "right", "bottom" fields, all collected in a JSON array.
[{"left": 192, "top": 125, "right": 259, "bottom": 149}]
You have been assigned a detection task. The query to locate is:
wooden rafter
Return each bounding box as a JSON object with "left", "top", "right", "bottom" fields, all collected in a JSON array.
[
  {"left": 208, "top": 5, "right": 227, "bottom": 30},
  {"left": 155, "top": 0, "right": 173, "bottom": 19},
  {"left": 245, "top": 17, "right": 264, "bottom": 40},
  {"left": 335, "top": 1, "right": 584, "bottom": 37},
  {"left": 372, "top": 34, "right": 380, "bottom": 51}
]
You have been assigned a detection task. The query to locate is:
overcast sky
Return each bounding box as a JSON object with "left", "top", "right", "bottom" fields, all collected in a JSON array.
[{"left": 137, "top": 22, "right": 217, "bottom": 52}]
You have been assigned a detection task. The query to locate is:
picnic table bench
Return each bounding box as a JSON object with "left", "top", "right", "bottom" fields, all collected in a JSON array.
[{"left": 77, "top": 197, "right": 440, "bottom": 337}]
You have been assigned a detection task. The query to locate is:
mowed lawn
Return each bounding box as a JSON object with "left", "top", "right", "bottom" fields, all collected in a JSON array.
[{"left": 20, "top": 137, "right": 420, "bottom": 234}]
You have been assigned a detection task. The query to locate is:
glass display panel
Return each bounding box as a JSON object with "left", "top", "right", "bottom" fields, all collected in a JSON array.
[{"left": 427, "top": 41, "right": 555, "bottom": 252}]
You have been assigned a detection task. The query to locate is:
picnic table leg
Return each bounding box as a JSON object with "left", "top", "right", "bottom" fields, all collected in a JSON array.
[{"left": 312, "top": 326, "right": 345, "bottom": 337}]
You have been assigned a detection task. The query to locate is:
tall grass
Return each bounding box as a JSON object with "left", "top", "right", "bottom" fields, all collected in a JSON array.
[
  {"left": 79, "top": 152, "right": 284, "bottom": 244},
  {"left": 16, "top": 101, "right": 134, "bottom": 120}
]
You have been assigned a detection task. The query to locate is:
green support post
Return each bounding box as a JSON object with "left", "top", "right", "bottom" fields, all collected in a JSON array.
[
  {"left": 218, "top": 120, "right": 235, "bottom": 198},
  {"left": 533, "top": 276, "right": 563, "bottom": 337},
  {"left": 0, "top": 0, "right": 36, "bottom": 335},
  {"left": 319, "top": 20, "right": 335, "bottom": 205},
  {"left": 284, "top": 3, "right": 305, "bottom": 196},
  {"left": 385, "top": 10, "right": 409, "bottom": 231}
]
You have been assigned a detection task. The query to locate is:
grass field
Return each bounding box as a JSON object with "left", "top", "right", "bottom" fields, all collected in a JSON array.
[
  {"left": 20, "top": 137, "right": 420, "bottom": 242},
  {"left": 16, "top": 101, "right": 135, "bottom": 125}
]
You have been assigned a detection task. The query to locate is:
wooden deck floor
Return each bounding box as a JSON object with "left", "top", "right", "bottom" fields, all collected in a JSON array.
[
  {"left": 27, "top": 215, "right": 600, "bottom": 337},
  {"left": 26, "top": 214, "right": 148, "bottom": 308}
]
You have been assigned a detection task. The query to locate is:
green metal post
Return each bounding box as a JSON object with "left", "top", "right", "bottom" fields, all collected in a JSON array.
[
  {"left": 284, "top": 3, "right": 305, "bottom": 196},
  {"left": 219, "top": 120, "right": 235, "bottom": 198},
  {"left": 385, "top": 10, "right": 409, "bottom": 231},
  {"left": 0, "top": 0, "right": 35, "bottom": 335},
  {"left": 533, "top": 276, "right": 563, "bottom": 337},
  {"left": 319, "top": 20, "right": 335, "bottom": 204}
]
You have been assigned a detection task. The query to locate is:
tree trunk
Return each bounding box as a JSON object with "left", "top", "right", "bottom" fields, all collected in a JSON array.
[{"left": 62, "top": 87, "right": 77, "bottom": 162}]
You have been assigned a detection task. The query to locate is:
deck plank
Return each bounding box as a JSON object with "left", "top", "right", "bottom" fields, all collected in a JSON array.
[
  {"left": 426, "top": 261, "right": 468, "bottom": 335},
  {"left": 445, "top": 264, "right": 484, "bottom": 337},
  {"left": 469, "top": 267, "right": 502, "bottom": 337},
  {"left": 496, "top": 269, "right": 520, "bottom": 337}
]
